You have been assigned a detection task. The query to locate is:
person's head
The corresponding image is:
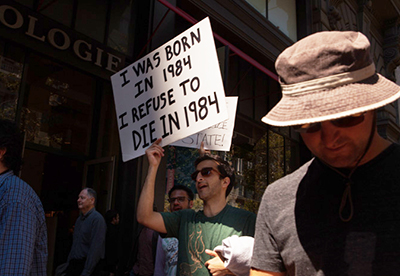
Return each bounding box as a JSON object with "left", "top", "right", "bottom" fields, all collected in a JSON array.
[
  {"left": 262, "top": 31, "right": 400, "bottom": 168},
  {"left": 192, "top": 154, "right": 235, "bottom": 201},
  {"left": 0, "top": 119, "right": 23, "bottom": 173},
  {"left": 77, "top": 188, "right": 97, "bottom": 214},
  {"left": 105, "top": 209, "right": 119, "bottom": 225},
  {"left": 168, "top": 184, "right": 194, "bottom": 212}
]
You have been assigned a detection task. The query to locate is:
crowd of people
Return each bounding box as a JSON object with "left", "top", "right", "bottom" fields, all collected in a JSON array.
[{"left": 2, "top": 30, "right": 400, "bottom": 276}]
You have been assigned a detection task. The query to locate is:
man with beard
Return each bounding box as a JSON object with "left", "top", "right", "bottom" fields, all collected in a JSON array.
[
  {"left": 154, "top": 185, "right": 194, "bottom": 276},
  {"left": 250, "top": 31, "right": 400, "bottom": 275}
]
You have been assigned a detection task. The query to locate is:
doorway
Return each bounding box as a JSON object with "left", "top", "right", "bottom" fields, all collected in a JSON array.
[
  {"left": 83, "top": 156, "right": 116, "bottom": 215},
  {"left": 20, "top": 148, "right": 85, "bottom": 274}
]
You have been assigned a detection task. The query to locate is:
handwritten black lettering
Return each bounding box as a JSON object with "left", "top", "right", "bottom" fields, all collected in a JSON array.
[{"left": 118, "top": 112, "right": 128, "bottom": 129}]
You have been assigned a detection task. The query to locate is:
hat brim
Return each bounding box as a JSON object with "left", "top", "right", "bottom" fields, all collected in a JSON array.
[{"left": 262, "top": 73, "right": 400, "bottom": 126}]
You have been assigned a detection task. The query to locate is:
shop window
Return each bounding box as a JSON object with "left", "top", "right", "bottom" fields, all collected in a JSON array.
[
  {"left": 230, "top": 128, "right": 299, "bottom": 213},
  {"left": 0, "top": 42, "right": 24, "bottom": 121},
  {"left": 37, "top": 0, "right": 74, "bottom": 27},
  {"left": 108, "top": 0, "right": 135, "bottom": 55},
  {"left": 268, "top": 0, "right": 297, "bottom": 41},
  {"left": 75, "top": 0, "right": 108, "bottom": 43},
  {"left": 95, "top": 82, "right": 120, "bottom": 158},
  {"left": 20, "top": 54, "right": 95, "bottom": 155},
  {"left": 226, "top": 54, "right": 277, "bottom": 120},
  {"left": 245, "top": 0, "right": 297, "bottom": 41},
  {"left": 285, "top": 137, "right": 299, "bottom": 174},
  {"left": 246, "top": 0, "right": 267, "bottom": 16},
  {"left": 268, "top": 130, "right": 284, "bottom": 183}
]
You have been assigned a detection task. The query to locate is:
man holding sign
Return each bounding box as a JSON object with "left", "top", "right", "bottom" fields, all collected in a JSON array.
[{"left": 137, "top": 138, "right": 256, "bottom": 275}]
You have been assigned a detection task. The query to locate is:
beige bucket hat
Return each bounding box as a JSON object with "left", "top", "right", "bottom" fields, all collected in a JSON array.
[{"left": 262, "top": 31, "right": 400, "bottom": 127}]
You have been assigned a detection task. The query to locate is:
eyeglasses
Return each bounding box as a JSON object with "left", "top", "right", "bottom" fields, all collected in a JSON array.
[
  {"left": 168, "top": 196, "right": 189, "bottom": 203},
  {"left": 191, "top": 167, "right": 223, "bottom": 181},
  {"left": 293, "top": 112, "right": 367, "bottom": 133},
  {"left": 168, "top": 197, "right": 188, "bottom": 203}
]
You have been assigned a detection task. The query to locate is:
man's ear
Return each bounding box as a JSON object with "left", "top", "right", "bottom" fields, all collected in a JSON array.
[
  {"left": 222, "top": 177, "right": 230, "bottom": 189},
  {"left": 189, "top": 200, "right": 194, "bottom": 209},
  {"left": 0, "top": 147, "right": 6, "bottom": 158}
]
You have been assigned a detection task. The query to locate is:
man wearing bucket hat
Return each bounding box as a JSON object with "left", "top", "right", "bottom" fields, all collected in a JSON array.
[{"left": 250, "top": 31, "right": 400, "bottom": 276}]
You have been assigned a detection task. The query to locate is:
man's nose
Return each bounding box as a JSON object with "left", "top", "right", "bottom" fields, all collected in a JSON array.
[
  {"left": 196, "top": 173, "right": 204, "bottom": 181},
  {"left": 320, "top": 121, "right": 340, "bottom": 147}
]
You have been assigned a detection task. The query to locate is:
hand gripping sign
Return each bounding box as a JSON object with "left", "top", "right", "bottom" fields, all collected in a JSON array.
[
  {"left": 172, "top": 97, "right": 238, "bottom": 151},
  {"left": 111, "top": 17, "right": 228, "bottom": 161}
]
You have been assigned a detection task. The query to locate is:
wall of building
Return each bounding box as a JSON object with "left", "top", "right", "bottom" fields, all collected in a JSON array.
[{"left": 313, "top": 0, "right": 400, "bottom": 142}]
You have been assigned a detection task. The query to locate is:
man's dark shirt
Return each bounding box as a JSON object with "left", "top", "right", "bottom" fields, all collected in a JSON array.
[{"left": 68, "top": 208, "right": 106, "bottom": 276}]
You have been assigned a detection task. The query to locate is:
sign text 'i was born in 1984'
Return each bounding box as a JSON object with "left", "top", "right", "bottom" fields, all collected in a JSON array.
[{"left": 111, "top": 17, "right": 228, "bottom": 161}]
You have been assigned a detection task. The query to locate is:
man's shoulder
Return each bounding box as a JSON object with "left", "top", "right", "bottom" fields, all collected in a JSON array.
[
  {"left": 91, "top": 209, "right": 106, "bottom": 222},
  {"left": 0, "top": 172, "right": 42, "bottom": 206},
  {"left": 261, "top": 158, "right": 316, "bottom": 204},
  {"left": 161, "top": 208, "right": 196, "bottom": 220},
  {"left": 226, "top": 205, "right": 256, "bottom": 218},
  {"left": 267, "top": 159, "right": 314, "bottom": 190}
]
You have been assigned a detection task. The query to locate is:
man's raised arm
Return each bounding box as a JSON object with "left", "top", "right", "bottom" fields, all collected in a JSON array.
[{"left": 136, "top": 138, "right": 167, "bottom": 233}]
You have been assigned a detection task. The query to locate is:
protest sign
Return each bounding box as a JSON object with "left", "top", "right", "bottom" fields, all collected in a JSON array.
[
  {"left": 111, "top": 17, "right": 228, "bottom": 162},
  {"left": 171, "top": 96, "right": 238, "bottom": 151}
]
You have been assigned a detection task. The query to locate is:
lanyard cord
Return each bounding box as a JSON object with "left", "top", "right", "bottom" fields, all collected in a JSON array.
[{"left": 320, "top": 112, "right": 376, "bottom": 222}]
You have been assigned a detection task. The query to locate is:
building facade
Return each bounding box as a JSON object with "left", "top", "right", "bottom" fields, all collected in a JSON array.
[{"left": 0, "top": 0, "right": 399, "bottom": 275}]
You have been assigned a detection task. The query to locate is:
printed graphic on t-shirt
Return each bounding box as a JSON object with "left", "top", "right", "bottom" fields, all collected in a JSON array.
[{"left": 180, "top": 224, "right": 205, "bottom": 275}]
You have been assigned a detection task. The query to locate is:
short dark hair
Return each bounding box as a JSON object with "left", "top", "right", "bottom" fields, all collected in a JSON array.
[
  {"left": 84, "top": 188, "right": 97, "bottom": 205},
  {"left": 105, "top": 209, "right": 118, "bottom": 224},
  {"left": 0, "top": 119, "right": 23, "bottom": 172},
  {"left": 168, "top": 184, "right": 194, "bottom": 201},
  {"left": 194, "top": 154, "right": 235, "bottom": 197}
]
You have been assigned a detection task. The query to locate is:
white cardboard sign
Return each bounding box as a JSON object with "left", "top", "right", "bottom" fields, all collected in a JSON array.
[
  {"left": 111, "top": 17, "right": 228, "bottom": 161},
  {"left": 171, "top": 97, "right": 238, "bottom": 151}
]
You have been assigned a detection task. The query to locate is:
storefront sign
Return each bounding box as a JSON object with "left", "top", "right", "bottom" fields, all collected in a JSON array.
[
  {"left": 172, "top": 96, "right": 237, "bottom": 151},
  {"left": 0, "top": 2, "right": 124, "bottom": 74},
  {"left": 111, "top": 17, "right": 228, "bottom": 161}
]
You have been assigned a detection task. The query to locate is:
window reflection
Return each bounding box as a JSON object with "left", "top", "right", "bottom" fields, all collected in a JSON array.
[
  {"left": 268, "top": 0, "right": 297, "bottom": 41},
  {"left": 268, "top": 130, "right": 284, "bottom": 183},
  {"left": 108, "top": 0, "right": 135, "bottom": 55},
  {"left": 0, "top": 56, "right": 22, "bottom": 121},
  {"left": 245, "top": 0, "right": 297, "bottom": 41},
  {"left": 0, "top": 40, "right": 24, "bottom": 121},
  {"left": 230, "top": 128, "right": 298, "bottom": 213},
  {"left": 246, "top": 0, "right": 267, "bottom": 16},
  {"left": 96, "top": 82, "right": 120, "bottom": 158},
  {"left": 20, "top": 54, "right": 95, "bottom": 155}
]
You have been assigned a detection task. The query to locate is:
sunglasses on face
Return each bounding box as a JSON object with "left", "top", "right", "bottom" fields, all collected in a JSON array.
[
  {"left": 293, "top": 112, "right": 367, "bottom": 133},
  {"left": 191, "top": 167, "right": 223, "bottom": 181},
  {"left": 168, "top": 196, "right": 189, "bottom": 203}
]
